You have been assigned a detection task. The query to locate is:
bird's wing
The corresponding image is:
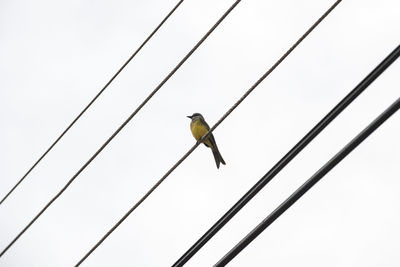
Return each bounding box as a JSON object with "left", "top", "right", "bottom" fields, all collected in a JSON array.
[
  {"left": 201, "top": 118, "right": 211, "bottom": 130},
  {"left": 200, "top": 118, "right": 215, "bottom": 148}
]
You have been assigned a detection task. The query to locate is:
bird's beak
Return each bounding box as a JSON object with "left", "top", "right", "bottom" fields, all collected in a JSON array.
[{"left": 187, "top": 115, "right": 192, "bottom": 119}]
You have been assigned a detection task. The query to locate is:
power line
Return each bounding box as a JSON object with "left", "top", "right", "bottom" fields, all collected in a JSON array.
[
  {"left": 215, "top": 96, "right": 400, "bottom": 266},
  {"left": 173, "top": 44, "right": 400, "bottom": 266},
  {"left": 0, "top": 0, "right": 241, "bottom": 258},
  {"left": 75, "top": 1, "right": 341, "bottom": 265},
  {"left": 0, "top": 0, "right": 185, "bottom": 206}
]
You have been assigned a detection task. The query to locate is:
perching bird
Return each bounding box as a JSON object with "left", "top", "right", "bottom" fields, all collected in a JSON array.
[{"left": 187, "top": 113, "right": 226, "bottom": 169}]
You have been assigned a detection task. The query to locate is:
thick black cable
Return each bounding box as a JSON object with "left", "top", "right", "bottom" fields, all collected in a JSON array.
[
  {"left": 0, "top": 0, "right": 185, "bottom": 206},
  {"left": 174, "top": 44, "right": 400, "bottom": 266},
  {"left": 215, "top": 97, "right": 400, "bottom": 266},
  {"left": 0, "top": 0, "right": 240, "bottom": 258},
  {"left": 75, "top": 1, "right": 341, "bottom": 265}
]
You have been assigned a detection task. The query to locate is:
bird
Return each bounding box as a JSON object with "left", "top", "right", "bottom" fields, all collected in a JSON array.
[{"left": 187, "top": 113, "right": 226, "bottom": 169}]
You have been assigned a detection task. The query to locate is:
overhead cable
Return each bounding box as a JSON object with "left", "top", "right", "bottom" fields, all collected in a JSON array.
[
  {"left": 75, "top": 1, "right": 341, "bottom": 265},
  {"left": 0, "top": 0, "right": 185, "bottom": 206},
  {"left": 174, "top": 43, "right": 400, "bottom": 266},
  {"left": 215, "top": 96, "right": 400, "bottom": 266},
  {"left": 0, "top": 0, "right": 240, "bottom": 257}
]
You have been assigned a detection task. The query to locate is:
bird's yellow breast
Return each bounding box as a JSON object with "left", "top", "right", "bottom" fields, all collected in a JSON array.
[
  {"left": 190, "top": 119, "right": 212, "bottom": 147},
  {"left": 190, "top": 119, "right": 208, "bottom": 140}
]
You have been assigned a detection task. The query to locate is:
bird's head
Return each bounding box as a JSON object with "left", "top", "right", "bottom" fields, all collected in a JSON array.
[{"left": 187, "top": 113, "right": 203, "bottom": 120}]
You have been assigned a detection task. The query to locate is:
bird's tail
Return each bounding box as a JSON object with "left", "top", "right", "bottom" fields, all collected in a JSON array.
[{"left": 212, "top": 147, "right": 226, "bottom": 169}]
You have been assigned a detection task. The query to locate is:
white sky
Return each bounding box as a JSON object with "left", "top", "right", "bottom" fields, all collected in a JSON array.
[{"left": 0, "top": 0, "right": 399, "bottom": 266}]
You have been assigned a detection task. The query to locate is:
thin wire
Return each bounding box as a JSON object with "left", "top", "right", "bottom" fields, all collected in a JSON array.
[
  {"left": 0, "top": 0, "right": 185, "bottom": 206},
  {"left": 75, "top": 1, "right": 341, "bottom": 265},
  {"left": 0, "top": 0, "right": 240, "bottom": 258},
  {"left": 215, "top": 97, "right": 400, "bottom": 266},
  {"left": 173, "top": 44, "right": 400, "bottom": 266}
]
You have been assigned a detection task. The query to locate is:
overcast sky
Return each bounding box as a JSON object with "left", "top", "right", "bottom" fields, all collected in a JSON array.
[{"left": 0, "top": 0, "right": 399, "bottom": 266}]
